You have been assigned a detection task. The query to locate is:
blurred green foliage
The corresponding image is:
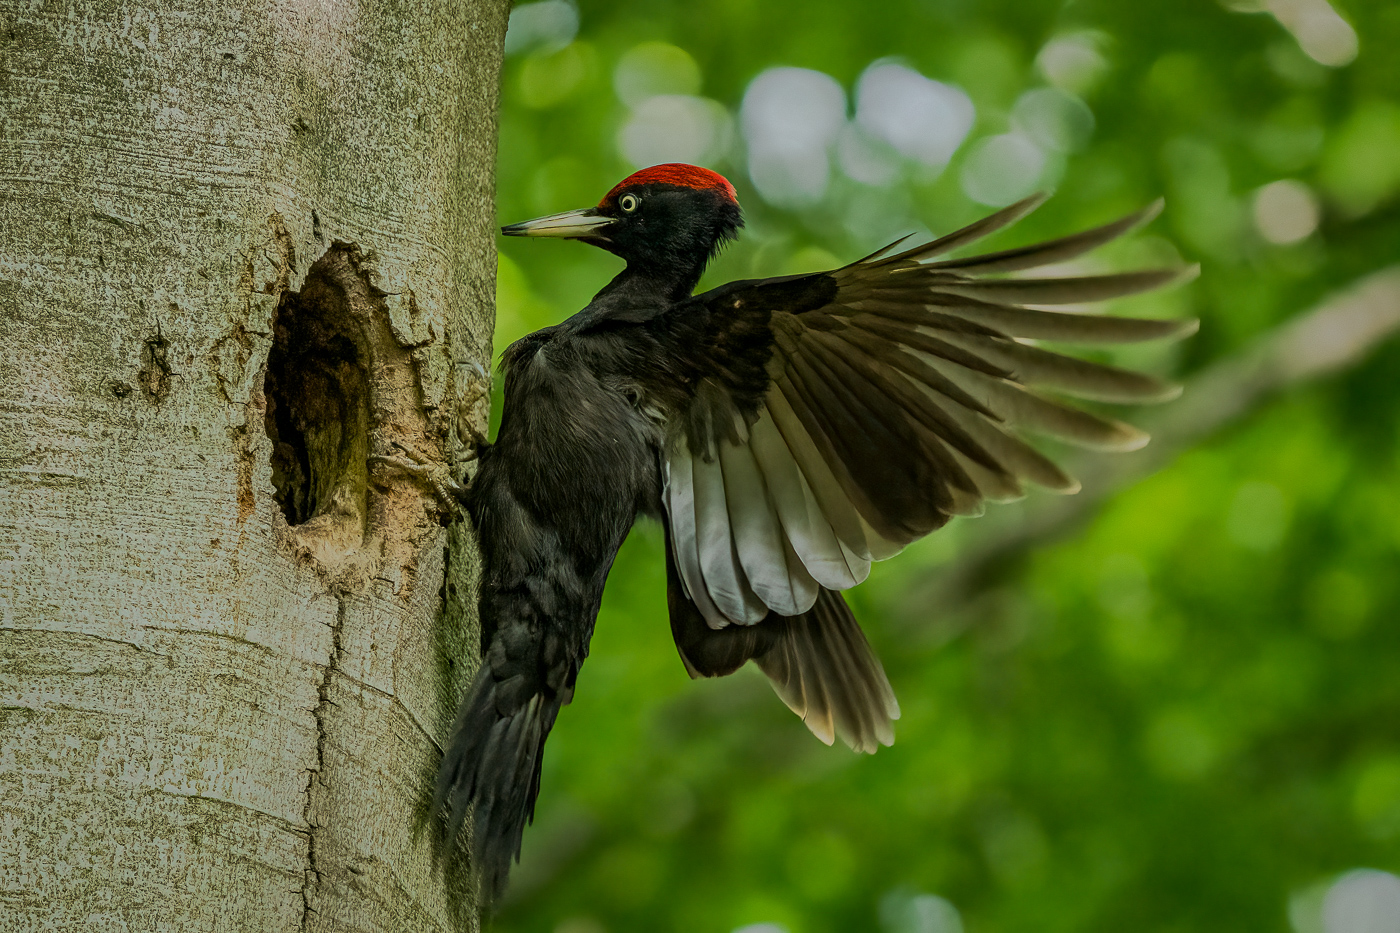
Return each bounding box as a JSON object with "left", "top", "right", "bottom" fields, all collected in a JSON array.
[{"left": 487, "top": 1, "right": 1400, "bottom": 930}]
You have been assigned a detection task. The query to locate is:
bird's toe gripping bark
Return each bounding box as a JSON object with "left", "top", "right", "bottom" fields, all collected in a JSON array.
[{"left": 369, "top": 441, "right": 470, "bottom": 514}]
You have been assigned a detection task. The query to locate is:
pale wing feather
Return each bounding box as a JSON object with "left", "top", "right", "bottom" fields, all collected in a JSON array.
[
  {"left": 665, "top": 446, "right": 728, "bottom": 626},
  {"left": 691, "top": 450, "right": 768, "bottom": 625},
  {"left": 766, "top": 384, "right": 880, "bottom": 562},
  {"left": 748, "top": 409, "right": 862, "bottom": 591},
  {"left": 718, "top": 434, "right": 818, "bottom": 616}
]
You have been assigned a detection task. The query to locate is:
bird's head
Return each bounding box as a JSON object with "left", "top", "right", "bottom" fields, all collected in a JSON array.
[{"left": 502, "top": 164, "right": 744, "bottom": 279}]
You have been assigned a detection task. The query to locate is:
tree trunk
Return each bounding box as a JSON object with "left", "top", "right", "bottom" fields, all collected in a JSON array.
[{"left": 0, "top": 0, "right": 508, "bottom": 929}]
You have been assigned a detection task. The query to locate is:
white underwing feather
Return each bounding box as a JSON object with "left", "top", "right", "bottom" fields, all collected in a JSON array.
[
  {"left": 764, "top": 383, "right": 875, "bottom": 561},
  {"left": 718, "top": 433, "right": 816, "bottom": 616},
  {"left": 749, "top": 409, "right": 866, "bottom": 590},
  {"left": 666, "top": 445, "right": 731, "bottom": 628},
  {"left": 691, "top": 449, "right": 768, "bottom": 625}
]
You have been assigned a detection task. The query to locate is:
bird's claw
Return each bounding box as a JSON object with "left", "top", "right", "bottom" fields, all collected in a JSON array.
[
  {"left": 459, "top": 421, "right": 489, "bottom": 453},
  {"left": 370, "top": 442, "right": 469, "bottom": 515}
]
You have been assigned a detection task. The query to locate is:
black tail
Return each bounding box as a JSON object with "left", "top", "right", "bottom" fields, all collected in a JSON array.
[
  {"left": 752, "top": 589, "right": 899, "bottom": 753},
  {"left": 435, "top": 666, "right": 562, "bottom": 908}
]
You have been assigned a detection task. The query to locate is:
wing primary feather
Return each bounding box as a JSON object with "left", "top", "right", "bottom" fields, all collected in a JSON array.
[
  {"left": 862, "top": 193, "right": 1049, "bottom": 268},
  {"left": 933, "top": 266, "right": 1196, "bottom": 305},
  {"left": 768, "top": 372, "right": 878, "bottom": 558},
  {"left": 922, "top": 295, "right": 1199, "bottom": 344},
  {"left": 811, "top": 328, "right": 1010, "bottom": 477},
  {"left": 843, "top": 315, "right": 1014, "bottom": 379},
  {"left": 834, "top": 323, "right": 1001, "bottom": 418},
  {"left": 780, "top": 531, "right": 822, "bottom": 612},
  {"left": 836, "top": 299, "right": 1008, "bottom": 339},
  {"left": 938, "top": 332, "right": 1183, "bottom": 403},
  {"left": 844, "top": 290, "right": 1195, "bottom": 347},
  {"left": 801, "top": 332, "right": 983, "bottom": 507},
  {"left": 785, "top": 343, "right": 951, "bottom": 542},
  {"left": 851, "top": 232, "right": 917, "bottom": 264},
  {"left": 944, "top": 447, "right": 1013, "bottom": 506},
  {"left": 906, "top": 375, "right": 1080, "bottom": 493},
  {"left": 925, "top": 199, "right": 1164, "bottom": 273},
  {"left": 919, "top": 358, "right": 1151, "bottom": 451},
  {"left": 766, "top": 382, "right": 880, "bottom": 566}
]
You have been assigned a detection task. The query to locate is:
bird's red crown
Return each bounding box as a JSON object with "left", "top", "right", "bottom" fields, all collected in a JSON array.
[{"left": 599, "top": 163, "right": 737, "bottom": 208}]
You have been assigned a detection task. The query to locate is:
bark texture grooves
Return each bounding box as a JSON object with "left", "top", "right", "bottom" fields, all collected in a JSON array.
[{"left": 0, "top": 0, "right": 509, "bottom": 930}]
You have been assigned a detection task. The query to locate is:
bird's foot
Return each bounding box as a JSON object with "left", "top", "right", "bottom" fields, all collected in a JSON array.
[
  {"left": 458, "top": 420, "right": 489, "bottom": 452},
  {"left": 370, "top": 441, "right": 469, "bottom": 514}
]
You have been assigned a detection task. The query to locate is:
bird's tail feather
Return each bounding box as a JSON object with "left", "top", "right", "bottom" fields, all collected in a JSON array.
[
  {"left": 753, "top": 589, "right": 900, "bottom": 753},
  {"left": 668, "top": 522, "right": 899, "bottom": 753},
  {"left": 435, "top": 669, "right": 560, "bottom": 908}
]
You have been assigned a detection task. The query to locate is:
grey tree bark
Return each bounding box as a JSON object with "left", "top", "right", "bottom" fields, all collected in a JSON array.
[{"left": 0, "top": 0, "right": 508, "bottom": 930}]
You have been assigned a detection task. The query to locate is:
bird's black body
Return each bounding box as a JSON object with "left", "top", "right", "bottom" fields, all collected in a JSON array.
[
  {"left": 437, "top": 175, "right": 752, "bottom": 901},
  {"left": 434, "top": 163, "right": 1197, "bottom": 907},
  {"left": 439, "top": 323, "right": 663, "bottom": 900}
]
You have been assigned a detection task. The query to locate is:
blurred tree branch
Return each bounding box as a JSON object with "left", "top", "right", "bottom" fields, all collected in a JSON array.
[{"left": 895, "top": 265, "right": 1400, "bottom": 623}]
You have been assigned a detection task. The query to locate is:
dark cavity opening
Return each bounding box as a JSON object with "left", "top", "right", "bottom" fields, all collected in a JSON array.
[{"left": 263, "top": 256, "right": 370, "bottom": 529}]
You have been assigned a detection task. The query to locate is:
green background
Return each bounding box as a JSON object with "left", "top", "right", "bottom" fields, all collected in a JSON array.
[{"left": 485, "top": 1, "right": 1400, "bottom": 930}]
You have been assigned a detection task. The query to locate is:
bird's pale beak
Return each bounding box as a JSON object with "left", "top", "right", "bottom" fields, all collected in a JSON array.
[{"left": 501, "top": 208, "right": 612, "bottom": 239}]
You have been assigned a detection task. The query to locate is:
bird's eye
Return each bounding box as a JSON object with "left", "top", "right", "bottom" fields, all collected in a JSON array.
[{"left": 619, "top": 194, "right": 640, "bottom": 213}]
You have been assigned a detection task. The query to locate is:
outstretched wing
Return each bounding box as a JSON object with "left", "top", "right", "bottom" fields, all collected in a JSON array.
[{"left": 659, "top": 195, "right": 1198, "bottom": 630}]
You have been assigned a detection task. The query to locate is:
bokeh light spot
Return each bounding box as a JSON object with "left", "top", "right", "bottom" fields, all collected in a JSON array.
[
  {"left": 1305, "top": 567, "right": 1372, "bottom": 640},
  {"left": 504, "top": 0, "right": 579, "bottom": 57},
  {"left": 1269, "top": 0, "right": 1357, "bottom": 67},
  {"left": 784, "top": 831, "right": 856, "bottom": 901},
  {"left": 617, "top": 95, "right": 733, "bottom": 168},
  {"left": 519, "top": 42, "right": 596, "bottom": 109},
  {"left": 1012, "top": 87, "right": 1095, "bottom": 153},
  {"left": 1319, "top": 100, "right": 1400, "bottom": 216},
  {"left": 978, "top": 810, "right": 1049, "bottom": 887},
  {"left": 855, "top": 61, "right": 974, "bottom": 169},
  {"left": 837, "top": 124, "right": 900, "bottom": 186},
  {"left": 553, "top": 919, "right": 606, "bottom": 933},
  {"left": 1144, "top": 707, "right": 1220, "bottom": 780},
  {"left": 1352, "top": 758, "right": 1400, "bottom": 839},
  {"left": 742, "top": 67, "right": 847, "bottom": 205},
  {"left": 959, "top": 132, "right": 1047, "bottom": 206},
  {"left": 1323, "top": 869, "right": 1400, "bottom": 933},
  {"left": 613, "top": 41, "right": 702, "bottom": 107},
  {"left": 1253, "top": 179, "right": 1320, "bottom": 244},
  {"left": 880, "top": 889, "right": 965, "bottom": 933},
  {"left": 1035, "top": 31, "right": 1111, "bottom": 94}
]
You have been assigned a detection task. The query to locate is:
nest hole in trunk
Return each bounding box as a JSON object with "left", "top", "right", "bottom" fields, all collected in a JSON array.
[{"left": 263, "top": 253, "right": 371, "bottom": 531}]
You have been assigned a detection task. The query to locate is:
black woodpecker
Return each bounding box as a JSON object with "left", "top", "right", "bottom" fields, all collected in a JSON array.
[{"left": 434, "top": 163, "right": 1197, "bottom": 904}]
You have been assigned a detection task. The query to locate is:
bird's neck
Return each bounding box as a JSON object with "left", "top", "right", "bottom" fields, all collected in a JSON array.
[{"left": 598, "top": 258, "right": 707, "bottom": 308}]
